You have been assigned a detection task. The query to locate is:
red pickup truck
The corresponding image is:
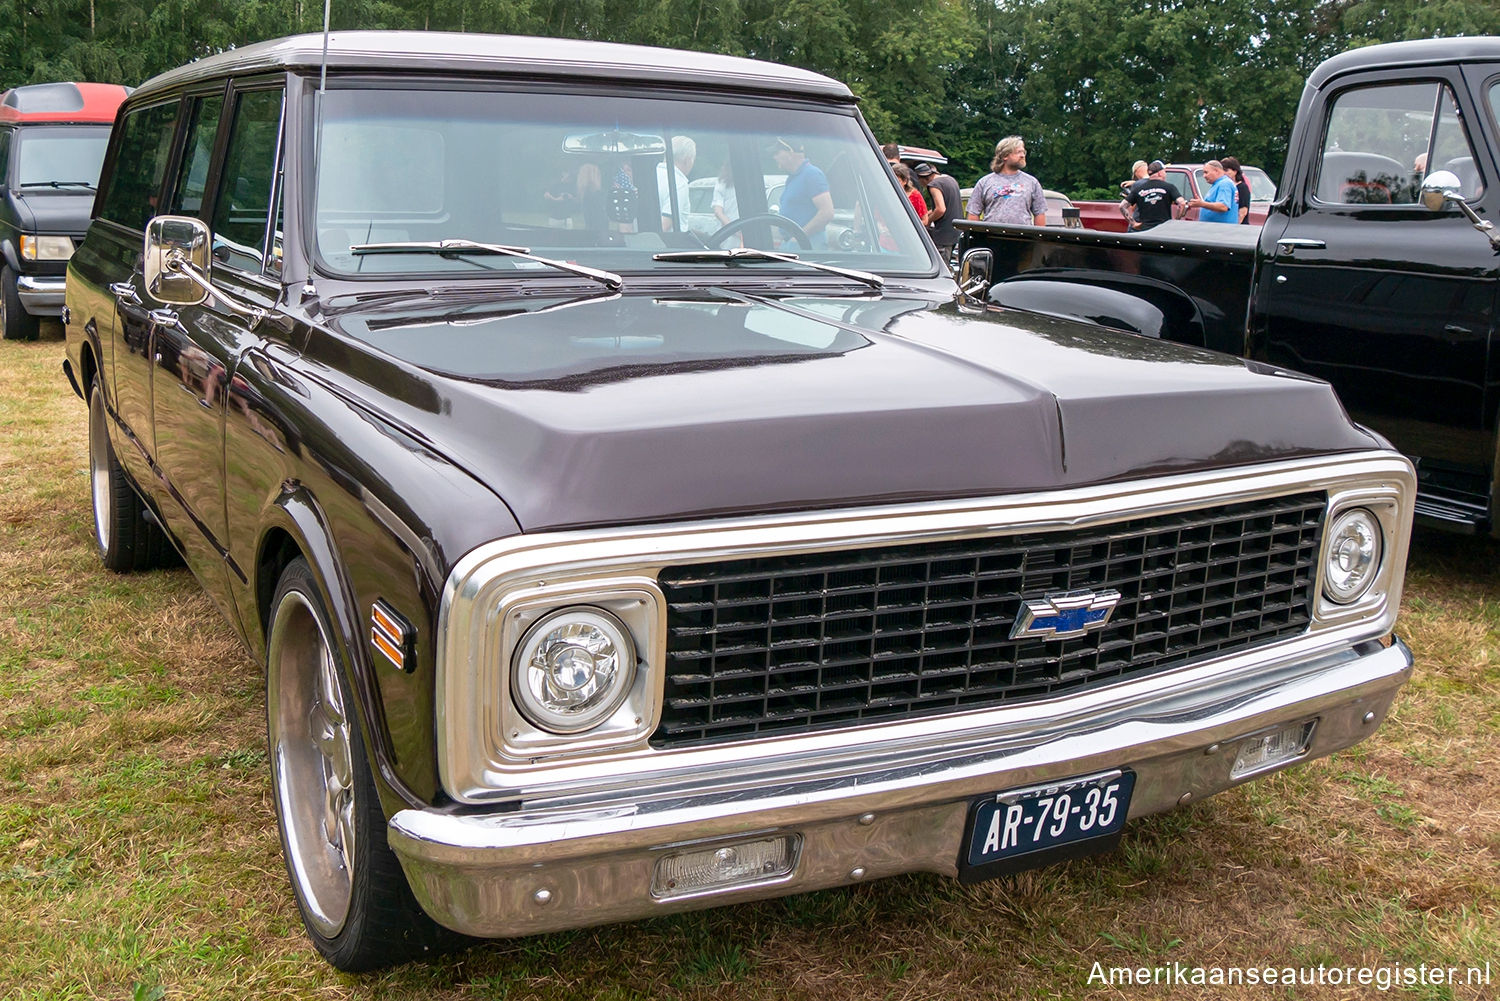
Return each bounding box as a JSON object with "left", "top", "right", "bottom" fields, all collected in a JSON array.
[{"left": 1073, "top": 162, "right": 1278, "bottom": 230}]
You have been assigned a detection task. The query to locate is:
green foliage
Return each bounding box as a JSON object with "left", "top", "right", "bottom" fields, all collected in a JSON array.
[{"left": 0, "top": 0, "right": 1494, "bottom": 194}]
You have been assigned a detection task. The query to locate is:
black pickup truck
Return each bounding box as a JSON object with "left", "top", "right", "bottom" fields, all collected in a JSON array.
[{"left": 958, "top": 37, "right": 1500, "bottom": 535}]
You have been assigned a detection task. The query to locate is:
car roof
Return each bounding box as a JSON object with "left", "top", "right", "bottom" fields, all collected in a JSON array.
[
  {"left": 0, "top": 82, "right": 132, "bottom": 124},
  {"left": 896, "top": 145, "right": 947, "bottom": 166},
  {"left": 1308, "top": 36, "right": 1500, "bottom": 90},
  {"left": 133, "top": 31, "right": 855, "bottom": 103}
]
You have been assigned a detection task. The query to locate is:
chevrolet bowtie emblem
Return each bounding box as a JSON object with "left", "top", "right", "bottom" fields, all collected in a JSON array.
[{"left": 1009, "top": 588, "right": 1122, "bottom": 640}]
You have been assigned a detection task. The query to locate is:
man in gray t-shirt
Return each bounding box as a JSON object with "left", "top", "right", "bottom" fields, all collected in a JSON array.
[{"left": 966, "top": 135, "right": 1047, "bottom": 226}]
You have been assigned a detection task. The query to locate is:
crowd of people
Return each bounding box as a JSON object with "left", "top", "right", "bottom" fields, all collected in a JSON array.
[
  {"left": 888, "top": 134, "right": 1259, "bottom": 247},
  {"left": 543, "top": 132, "right": 1259, "bottom": 261},
  {"left": 1117, "top": 154, "right": 1254, "bottom": 229}
]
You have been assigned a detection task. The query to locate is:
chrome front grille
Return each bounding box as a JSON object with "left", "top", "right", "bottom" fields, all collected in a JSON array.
[{"left": 652, "top": 492, "right": 1325, "bottom": 747}]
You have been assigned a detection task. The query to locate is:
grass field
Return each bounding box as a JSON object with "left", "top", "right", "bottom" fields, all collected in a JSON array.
[{"left": 2, "top": 330, "right": 1496, "bottom": 1000}]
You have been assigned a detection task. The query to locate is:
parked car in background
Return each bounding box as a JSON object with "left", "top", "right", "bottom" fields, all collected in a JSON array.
[
  {"left": 1072, "top": 162, "right": 1278, "bottom": 231},
  {"left": 0, "top": 82, "right": 130, "bottom": 339},
  {"left": 67, "top": 30, "right": 1414, "bottom": 972}
]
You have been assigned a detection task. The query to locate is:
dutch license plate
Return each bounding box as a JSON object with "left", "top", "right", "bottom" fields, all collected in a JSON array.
[{"left": 960, "top": 770, "right": 1135, "bottom": 882}]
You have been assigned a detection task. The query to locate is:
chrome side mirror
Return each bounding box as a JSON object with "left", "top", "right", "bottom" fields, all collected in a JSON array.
[
  {"left": 144, "top": 215, "right": 211, "bottom": 306},
  {"left": 1419, "top": 169, "right": 1463, "bottom": 212},
  {"left": 958, "top": 248, "right": 993, "bottom": 299}
]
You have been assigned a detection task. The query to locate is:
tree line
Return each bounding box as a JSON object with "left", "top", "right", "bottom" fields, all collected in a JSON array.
[{"left": 1, "top": 0, "right": 1496, "bottom": 196}]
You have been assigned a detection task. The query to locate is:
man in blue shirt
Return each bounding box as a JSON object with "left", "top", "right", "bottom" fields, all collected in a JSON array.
[
  {"left": 1190, "top": 159, "right": 1239, "bottom": 223},
  {"left": 771, "top": 137, "right": 833, "bottom": 250}
]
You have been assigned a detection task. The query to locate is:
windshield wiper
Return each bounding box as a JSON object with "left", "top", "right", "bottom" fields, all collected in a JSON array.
[
  {"left": 349, "top": 239, "right": 623, "bottom": 291},
  {"left": 653, "top": 248, "right": 883, "bottom": 290},
  {"left": 19, "top": 180, "right": 96, "bottom": 190}
]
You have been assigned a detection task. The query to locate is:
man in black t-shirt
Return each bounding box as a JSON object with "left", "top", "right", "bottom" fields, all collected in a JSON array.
[{"left": 1120, "top": 160, "right": 1186, "bottom": 231}]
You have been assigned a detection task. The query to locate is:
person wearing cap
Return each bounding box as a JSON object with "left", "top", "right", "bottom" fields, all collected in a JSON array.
[
  {"left": 771, "top": 137, "right": 833, "bottom": 250},
  {"left": 966, "top": 136, "right": 1047, "bottom": 226},
  {"left": 1119, "top": 159, "right": 1148, "bottom": 194},
  {"left": 913, "top": 161, "right": 961, "bottom": 261},
  {"left": 1120, "top": 160, "right": 1186, "bottom": 231}
]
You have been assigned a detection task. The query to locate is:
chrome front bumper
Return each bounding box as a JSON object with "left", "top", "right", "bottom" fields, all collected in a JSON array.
[
  {"left": 389, "top": 636, "right": 1411, "bottom": 938},
  {"left": 16, "top": 274, "right": 65, "bottom": 314}
]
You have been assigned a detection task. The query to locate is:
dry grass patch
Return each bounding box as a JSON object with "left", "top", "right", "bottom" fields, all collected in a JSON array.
[{"left": 2, "top": 334, "right": 1497, "bottom": 999}]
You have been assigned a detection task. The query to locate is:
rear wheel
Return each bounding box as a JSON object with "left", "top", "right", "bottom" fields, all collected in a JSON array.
[
  {"left": 88, "top": 380, "right": 172, "bottom": 571},
  {"left": 266, "top": 558, "right": 456, "bottom": 970},
  {"left": 1, "top": 266, "right": 41, "bottom": 341}
]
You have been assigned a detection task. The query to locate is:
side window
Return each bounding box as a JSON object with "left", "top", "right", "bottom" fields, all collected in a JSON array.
[
  {"left": 210, "top": 89, "right": 284, "bottom": 274},
  {"left": 1428, "top": 88, "right": 1484, "bottom": 199},
  {"left": 1165, "top": 169, "right": 1192, "bottom": 198},
  {"left": 168, "top": 94, "right": 224, "bottom": 217},
  {"left": 99, "top": 102, "right": 179, "bottom": 231},
  {"left": 1316, "top": 81, "right": 1483, "bottom": 205}
]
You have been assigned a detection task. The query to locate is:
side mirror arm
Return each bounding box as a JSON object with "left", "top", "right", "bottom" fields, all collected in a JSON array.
[
  {"left": 1421, "top": 172, "right": 1500, "bottom": 250},
  {"left": 1445, "top": 198, "right": 1500, "bottom": 251},
  {"left": 164, "top": 251, "right": 268, "bottom": 325}
]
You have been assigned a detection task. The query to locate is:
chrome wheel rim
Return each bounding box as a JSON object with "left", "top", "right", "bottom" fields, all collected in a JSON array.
[
  {"left": 88, "top": 387, "right": 112, "bottom": 554},
  {"left": 268, "top": 588, "right": 357, "bottom": 938}
]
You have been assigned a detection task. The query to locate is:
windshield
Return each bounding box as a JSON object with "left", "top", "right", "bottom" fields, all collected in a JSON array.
[
  {"left": 312, "top": 86, "right": 934, "bottom": 280},
  {"left": 1242, "top": 167, "right": 1277, "bottom": 202},
  {"left": 14, "top": 127, "right": 110, "bottom": 188}
]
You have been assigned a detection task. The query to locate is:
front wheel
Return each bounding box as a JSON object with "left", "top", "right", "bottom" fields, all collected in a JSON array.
[
  {"left": 266, "top": 558, "right": 456, "bottom": 970},
  {"left": 1, "top": 265, "right": 40, "bottom": 340}
]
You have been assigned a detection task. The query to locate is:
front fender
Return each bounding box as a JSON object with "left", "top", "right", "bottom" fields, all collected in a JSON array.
[
  {"left": 987, "top": 272, "right": 1208, "bottom": 346},
  {"left": 256, "top": 486, "right": 429, "bottom": 813}
]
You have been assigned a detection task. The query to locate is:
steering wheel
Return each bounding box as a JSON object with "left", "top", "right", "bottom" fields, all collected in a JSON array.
[{"left": 706, "top": 213, "right": 812, "bottom": 249}]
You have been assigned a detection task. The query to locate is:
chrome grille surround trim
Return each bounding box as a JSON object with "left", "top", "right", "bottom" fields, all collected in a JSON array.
[{"left": 436, "top": 451, "right": 1413, "bottom": 804}]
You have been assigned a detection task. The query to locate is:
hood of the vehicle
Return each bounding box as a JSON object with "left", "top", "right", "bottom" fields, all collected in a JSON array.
[
  {"left": 8, "top": 189, "right": 94, "bottom": 235},
  {"left": 307, "top": 286, "right": 1377, "bottom": 532}
]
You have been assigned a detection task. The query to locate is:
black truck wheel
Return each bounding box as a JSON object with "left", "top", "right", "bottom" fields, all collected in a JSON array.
[
  {"left": 1, "top": 265, "right": 41, "bottom": 340},
  {"left": 266, "top": 557, "right": 458, "bottom": 970}
]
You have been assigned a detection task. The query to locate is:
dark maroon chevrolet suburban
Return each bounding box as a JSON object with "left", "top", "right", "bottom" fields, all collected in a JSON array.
[{"left": 65, "top": 31, "right": 1414, "bottom": 970}]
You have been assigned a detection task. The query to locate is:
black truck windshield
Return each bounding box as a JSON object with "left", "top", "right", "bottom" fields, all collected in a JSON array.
[
  {"left": 311, "top": 86, "right": 934, "bottom": 279},
  {"left": 14, "top": 126, "right": 110, "bottom": 189}
]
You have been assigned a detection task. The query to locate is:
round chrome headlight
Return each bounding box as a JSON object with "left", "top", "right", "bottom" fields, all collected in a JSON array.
[
  {"left": 1324, "top": 508, "right": 1382, "bottom": 604},
  {"left": 512, "top": 607, "right": 637, "bottom": 733}
]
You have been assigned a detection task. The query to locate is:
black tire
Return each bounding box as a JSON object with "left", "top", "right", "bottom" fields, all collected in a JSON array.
[
  {"left": 88, "top": 380, "right": 173, "bottom": 571},
  {"left": 1, "top": 265, "right": 41, "bottom": 341},
  {"left": 266, "top": 557, "right": 458, "bottom": 971}
]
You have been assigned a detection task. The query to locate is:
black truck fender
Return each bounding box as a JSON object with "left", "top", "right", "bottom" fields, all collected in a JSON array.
[{"left": 985, "top": 270, "right": 1208, "bottom": 345}]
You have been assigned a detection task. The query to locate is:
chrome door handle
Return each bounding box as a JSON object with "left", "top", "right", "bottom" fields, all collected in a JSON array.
[
  {"left": 108, "top": 281, "right": 141, "bottom": 305},
  {"left": 148, "top": 307, "right": 180, "bottom": 329},
  {"left": 1275, "top": 238, "right": 1326, "bottom": 253}
]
